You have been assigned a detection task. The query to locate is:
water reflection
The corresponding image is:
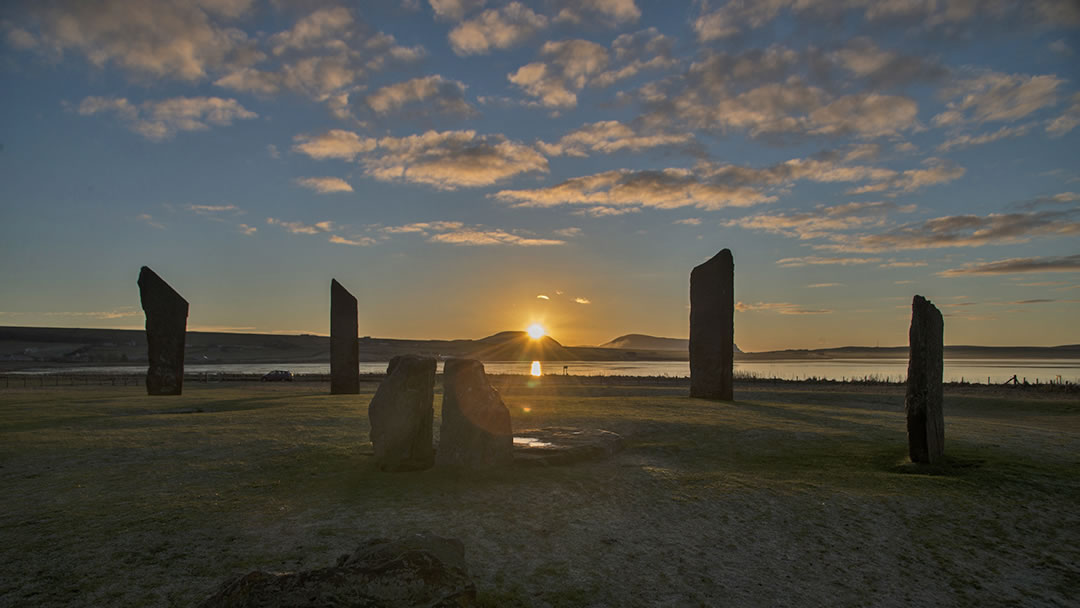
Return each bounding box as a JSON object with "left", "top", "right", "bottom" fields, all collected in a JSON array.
[
  {"left": 530, "top": 360, "right": 542, "bottom": 376},
  {"left": 513, "top": 436, "right": 554, "bottom": 448}
]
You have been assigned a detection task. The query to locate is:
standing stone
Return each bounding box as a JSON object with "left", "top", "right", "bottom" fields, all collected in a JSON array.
[
  {"left": 330, "top": 279, "right": 359, "bottom": 394},
  {"left": 690, "top": 249, "right": 734, "bottom": 400},
  {"left": 138, "top": 266, "right": 188, "bottom": 396},
  {"left": 437, "top": 358, "right": 513, "bottom": 469},
  {"left": 368, "top": 355, "right": 436, "bottom": 471},
  {"left": 905, "top": 295, "right": 945, "bottom": 464}
]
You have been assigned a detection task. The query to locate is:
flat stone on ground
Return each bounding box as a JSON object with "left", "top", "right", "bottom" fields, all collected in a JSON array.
[{"left": 512, "top": 427, "right": 624, "bottom": 466}]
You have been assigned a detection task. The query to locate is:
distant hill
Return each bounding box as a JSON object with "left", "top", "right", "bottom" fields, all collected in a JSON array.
[
  {"left": 599, "top": 333, "right": 742, "bottom": 354},
  {"left": 469, "top": 331, "right": 577, "bottom": 361}
]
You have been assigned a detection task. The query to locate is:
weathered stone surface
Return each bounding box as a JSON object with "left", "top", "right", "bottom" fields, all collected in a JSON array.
[
  {"left": 512, "top": 427, "right": 624, "bottom": 467},
  {"left": 330, "top": 278, "right": 359, "bottom": 395},
  {"left": 905, "top": 294, "right": 944, "bottom": 464},
  {"left": 369, "top": 355, "right": 436, "bottom": 471},
  {"left": 137, "top": 266, "right": 188, "bottom": 396},
  {"left": 690, "top": 249, "right": 734, "bottom": 400},
  {"left": 198, "top": 532, "right": 476, "bottom": 608},
  {"left": 437, "top": 358, "right": 513, "bottom": 469}
]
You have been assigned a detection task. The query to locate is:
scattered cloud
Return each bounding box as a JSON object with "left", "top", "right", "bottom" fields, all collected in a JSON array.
[
  {"left": 806, "top": 283, "right": 842, "bottom": 288},
  {"left": 1047, "top": 93, "right": 1080, "bottom": 137},
  {"left": 186, "top": 204, "right": 241, "bottom": 216},
  {"left": 295, "top": 176, "right": 353, "bottom": 193},
  {"left": 735, "top": 301, "right": 832, "bottom": 315},
  {"left": 554, "top": 0, "right": 641, "bottom": 25},
  {"left": 429, "top": 0, "right": 487, "bottom": 21},
  {"left": 0, "top": 308, "right": 141, "bottom": 320},
  {"left": 879, "top": 260, "right": 928, "bottom": 268},
  {"left": 428, "top": 228, "right": 564, "bottom": 246},
  {"left": 364, "top": 130, "right": 548, "bottom": 189},
  {"left": 775, "top": 256, "right": 882, "bottom": 267},
  {"left": 536, "top": 294, "right": 550, "bottom": 300},
  {"left": 574, "top": 297, "right": 591, "bottom": 304},
  {"left": 366, "top": 75, "right": 474, "bottom": 116},
  {"left": 266, "top": 217, "right": 332, "bottom": 235},
  {"left": 137, "top": 213, "right": 165, "bottom": 229},
  {"left": 675, "top": 218, "right": 701, "bottom": 225},
  {"left": 937, "top": 124, "right": 1030, "bottom": 152},
  {"left": 292, "top": 129, "right": 376, "bottom": 161},
  {"left": 237, "top": 223, "right": 257, "bottom": 236},
  {"left": 935, "top": 72, "right": 1063, "bottom": 126},
  {"left": 328, "top": 234, "right": 375, "bottom": 246},
  {"left": 537, "top": 120, "right": 693, "bottom": 157},
  {"left": 725, "top": 201, "right": 904, "bottom": 240},
  {"left": 939, "top": 254, "right": 1080, "bottom": 277},
  {"left": 74, "top": 95, "right": 256, "bottom": 140},
  {"left": 510, "top": 39, "right": 610, "bottom": 108},
  {"left": 448, "top": 2, "right": 547, "bottom": 56},
  {"left": 267, "top": 144, "right": 280, "bottom": 159},
  {"left": 554, "top": 227, "right": 582, "bottom": 237}
]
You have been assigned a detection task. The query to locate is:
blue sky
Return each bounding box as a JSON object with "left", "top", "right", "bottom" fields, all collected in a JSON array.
[{"left": 1, "top": 0, "right": 1078, "bottom": 350}]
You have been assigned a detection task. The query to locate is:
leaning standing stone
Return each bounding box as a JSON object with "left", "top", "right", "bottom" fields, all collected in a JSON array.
[
  {"left": 138, "top": 266, "right": 188, "bottom": 396},
  {"left": 330, "top": 278, "right": 359, "bottom": 394},
  {"left": 905, "top": 294, "right": 944, "bottom": 464},
  {"left": 368, "top": 355, "right": 436, "bottom": 471},
  {"left": 437, "top": 358, "right": 513, "bottom": 469},
  {"left": 690, "top": 249, "right": 734, "bottom": 400}
]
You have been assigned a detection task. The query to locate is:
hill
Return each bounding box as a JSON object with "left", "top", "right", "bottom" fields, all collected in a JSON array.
[{"left": 599, "top": 333, "right": 742, "bottom": 354}]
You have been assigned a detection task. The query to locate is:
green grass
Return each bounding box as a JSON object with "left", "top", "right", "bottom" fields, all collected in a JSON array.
[{"left": 1, "top": 382, "right": 1078, "bottom": 607}]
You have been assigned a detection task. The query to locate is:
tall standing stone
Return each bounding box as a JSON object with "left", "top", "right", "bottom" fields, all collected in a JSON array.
[
  {"left": 368, "top": 355, "right": 436, "bottom": 471},
  {"left": 330, "top": 279, "right": 359, "bottom": 394},
  {"left": 138, "top": 266, "right": 188, "bottom": 396},
  {"left": 905, "top": 295, "right": 944, "bottom": 464},
  {"left": 690, "top": 249, "right": 734, "bottom": 400},
  {"left": 437, "top": 358, "right": 513, "bottom": 470}
]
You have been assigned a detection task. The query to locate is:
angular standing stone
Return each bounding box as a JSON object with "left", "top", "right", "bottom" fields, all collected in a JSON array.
[
  {"left": 138, "top": 266, "right": 189, "bottom": 396},
  {"left": 437, "top": 358, "right": 513, "bottom": 469},
  {"left": 330, "top": 278, "right": 359, "bottom": 395},
  {"left": 368, "top": 355, "right": 436, "bottom": 471},
  {"left": 905, "top": 294, "right": 944, "bottom": 464},
  {"left": 690, "top": 249, "right": 734, "bottom": 400}
]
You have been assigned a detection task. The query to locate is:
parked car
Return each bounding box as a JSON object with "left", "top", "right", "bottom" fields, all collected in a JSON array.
[{"left": 262, "top": 370, "right": 293, "bottom": 382}]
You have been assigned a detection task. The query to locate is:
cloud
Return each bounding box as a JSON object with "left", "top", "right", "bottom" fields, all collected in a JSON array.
[
  {"left": 0, "top": 308, "right": 141, "bottom": 320},
  {"left": 366, "top": 75, "right": 474, "bottom": 116},
  {"left": 827, "top": 208, "right": 1080, "bottom": 252},
  {"left": 935, "top": 72, "right": 1064, "bottom": 125},
  {"left": 381, "top": 221, "right": 465, "bottom": 235},
  {"left": 574, "top": 297, "right": 591, "bottom": 304},
  {"left": 675, "top": 218, "right": 701, "bottom": 225},
  {"left": 554, "top": 227, "right": 582, "bottom": 237},
  {"left": 806, "top": 283, "right": 842, "bottom": 288},
  {"left": 429, "top": 0, "right": 487, "bottom": 21},
  {"left": 292, "top": 130, "right": 376, "bottom": 161},
  {"left": 536, "top": 294, "right": 550, "bottom": 299},
  {"left": 74, "top": 95, "right": 256, "bottom": 140},
  {"left": 237, "top": 223, "right": 257, "bottom": 236},
  {"left": 538, "top": 120, "right": 693, "bottom": 157},
  {"left": 295, "top": 177, "right": 353, "bottom": 193},
  {"left": 592, "top": 27, "right": 676, "bottom": 87},
  {"left": 725, "top": 201, "right": 905, "bottom": 240},
  {"left": 268, "top": 6, "right": 353, "bottom": 56},
  {"left": 939, "top": 254, "right": 1080, "bottom": 277},
  {"left": 735, "top": 301, "right": 832, "bottom": 315},
  {"left": 363, "top": 130, "right": 548, "bottom": 189},
  {"left": 848, "top": 158, "right": 965, "bottom": 194},
  {"left": 775, "top": 256, "right": 883, "bottom": 267},
  {"left": 1047, "top": 93, "right": 1080, "bottom": 137},
  {"left": 328, "top": 234, "right": 375, "bottom": 246},
  {"left": 879, "top": 260, "right": 928, "bottom": 268},
  {"left": 829, "top": 37, "right": 947, "bottom": 89},
  {"left": 266, "top": 217, "right": 332, "bottom": 235},
  {"left": 186, "top": 204, "right": 240, "bottom": 215},
  {"left": 937, "top": 125, "right": 1030, "bottom": 152},
  {"left": 9, "top": 0, "right": 259, "bottom": 82},
  {"left": 554, "top": 0, "right": 641, "bottom": 25},
  {"left": 137, "top": 213, "right": 165, "bottom": 230},
  {"left": 428, "top": 229, "right": 564, "bottom": 246},
  {"left": 509, "top": 39, "right": 610, "bottom": 108},
  {"left": 448, "top": 2, "right": 547, "bottom": 56}
]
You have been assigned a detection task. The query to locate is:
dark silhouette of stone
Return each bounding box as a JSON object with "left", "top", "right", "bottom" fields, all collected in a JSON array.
[
  {"left": 330, "top": 278, "right": 359, "bottom": 394},
  {"left": 198, "top": 532, "right": 476, "bottom": 608},
  {"left": 137, "top": 266, "right": 188, "bottom": 396},
  {"left": 437, "top": 358, "right": 513, "bottom": 469},
  {"left": 905, "top": 295, "right": 944, "bottom": 464},
  {"left": 690, "top": 249, "right": 734, "bottom": 400},
  {"left": 368, "top": 355, "right": 436, "bottom": 471}
]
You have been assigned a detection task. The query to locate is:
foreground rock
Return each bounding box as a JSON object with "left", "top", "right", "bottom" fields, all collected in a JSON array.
[
  {"left": 513, "top": 427, "right": 624, "bottom": 467},
  {"left": 199, "top": 532, "right": 476, "bottom": 608},
  {"left": 369, "top": 355, "right": 436, "bottom": 471},
  {"left": 137, "top": 266, "right": 188, "bottom": 396},
  {"left": 330, "top": 278, "right": 359, "bottom": 395},
  {"left": 437, "top": 358, "right": 513, "bottom": 469},
  {"left": 690, "top": 249, "right": 734, "bottom": 400},
  {"left": 905, "top": 294, "right": 944, "bottom": 464}
]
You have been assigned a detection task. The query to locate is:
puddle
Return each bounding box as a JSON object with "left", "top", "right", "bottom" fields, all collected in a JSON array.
[{"left": 513, "top": 436, "right": 555, "bottom": 448}]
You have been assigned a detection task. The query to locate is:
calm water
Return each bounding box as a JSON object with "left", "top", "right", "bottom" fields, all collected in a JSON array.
[{"left": 13, "top": 359, "right": 1080, "bottom": 384}]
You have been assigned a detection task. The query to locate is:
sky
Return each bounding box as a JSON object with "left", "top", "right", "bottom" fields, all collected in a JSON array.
[{"left": 1, "top": 0, "right": 1078, "bottom": 351}]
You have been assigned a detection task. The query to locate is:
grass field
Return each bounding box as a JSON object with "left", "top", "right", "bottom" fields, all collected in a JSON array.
[{"left": 1, "top": 380, "right": 1077, "bottom": 607}]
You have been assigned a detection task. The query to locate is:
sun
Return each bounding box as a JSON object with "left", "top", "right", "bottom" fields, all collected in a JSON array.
[{"left": 526, "top": 323, "right": 546, "bottom": 339}]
